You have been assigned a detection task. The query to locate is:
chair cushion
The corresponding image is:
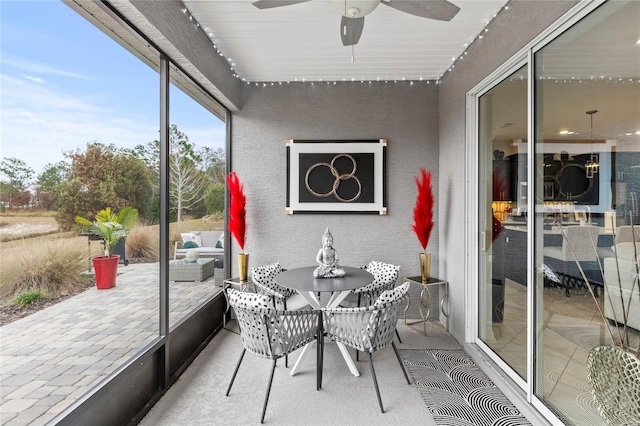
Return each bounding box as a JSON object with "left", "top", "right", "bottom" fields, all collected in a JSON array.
[
  {"left": 251, "top": 262, "right": 283, "bottom": 283},
  {"left": 541, "top": 263, "right": 562, "bottom": 284},
  {"left": 374, "top": 282, "right": 410, "bottom": 307},
  {"left": 227, "top": 288, "right": 273, "bottom": 310},
  {"left": 355, "top": 261, "right": 400, "bottom": 294},
  {"left": 367, "top": 260, "right": 400, "bottom": 283}
]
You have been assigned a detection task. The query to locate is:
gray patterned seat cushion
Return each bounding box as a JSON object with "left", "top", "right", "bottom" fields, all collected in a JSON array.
[
  {"left": 250, "top": 262, "right": 295, "bottom": 298},
  {"left": 374, "top": 282, "right": 410, "bottom": 307},
  {"left": 355, "top": 261, "right": 400, "bottom": 294},
  {"left": 227, "top": 288, "right": 274, "bottom": 310}
]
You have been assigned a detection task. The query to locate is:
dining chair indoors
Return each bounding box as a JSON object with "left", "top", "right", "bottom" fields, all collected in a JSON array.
[
  {"left": 225, "top": 289, "right": 320, "bottom": 424},
  {"left": 321, "top": 282, "right": 411, "bottom": 413},
  {"left": 339, "top": 261, "right": 403, "bottom": 346},
  {"left": 251, "top": 262, "right": 309, "bottom": 310},
  {"left": 543, "top": 225, "right": 599, "bottom": 296},
  {"left": 340, "top": 260, "right": 400, "bottom": 308}
]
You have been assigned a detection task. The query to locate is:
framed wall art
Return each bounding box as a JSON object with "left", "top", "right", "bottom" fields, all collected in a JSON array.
[{"left": 286, "top": 139, "right": 387, "bottom": 214}]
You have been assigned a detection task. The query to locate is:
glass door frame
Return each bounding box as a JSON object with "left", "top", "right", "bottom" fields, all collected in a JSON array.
[{"left": 464, "top": 1, "right": 606, "bottom": 423}]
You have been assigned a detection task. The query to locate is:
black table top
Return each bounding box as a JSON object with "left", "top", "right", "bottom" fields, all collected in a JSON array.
[{"left": 274, "top": 266, "right": 373, "bottom": 293}]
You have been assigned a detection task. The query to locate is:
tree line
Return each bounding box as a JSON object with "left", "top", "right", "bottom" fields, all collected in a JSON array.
[{"left": 0, "top": 125, "right": 226, "bottom": 230}]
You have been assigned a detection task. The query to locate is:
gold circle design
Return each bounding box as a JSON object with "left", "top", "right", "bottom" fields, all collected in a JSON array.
[{"left": 304, "top": 154, "right": 362, "bottom": 202}]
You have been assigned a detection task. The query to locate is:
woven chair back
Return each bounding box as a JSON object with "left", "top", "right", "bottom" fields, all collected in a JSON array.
[
  {"left": 324, "top": 287, "right": 408, "bottom": 353},
  {"left": 228, "top": 289, "right": 318, "bottom": 360}
]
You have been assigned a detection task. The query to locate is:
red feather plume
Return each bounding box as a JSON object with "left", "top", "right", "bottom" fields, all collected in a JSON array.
[
  {"left": 226, "top": 172, "right": 246, "bottom": 251},
  {"left": 412, "top": 168, "right": 434, "bottom": 251}
]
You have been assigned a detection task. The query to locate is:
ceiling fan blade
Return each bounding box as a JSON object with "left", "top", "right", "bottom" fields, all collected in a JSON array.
[
  {"left": 382, "top": 0, "right": 460, "bottom": 21},
  {"left": 252, "top": 0, "right": 311, "bottom": 10},
  {"left": 341, "top": 16, "right": 365, "bottom": 46}
]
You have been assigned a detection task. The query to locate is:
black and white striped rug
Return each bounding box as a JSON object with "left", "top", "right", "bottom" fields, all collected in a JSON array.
[{"left": 400, "top": 349, "right": 531, "bottom": 426}]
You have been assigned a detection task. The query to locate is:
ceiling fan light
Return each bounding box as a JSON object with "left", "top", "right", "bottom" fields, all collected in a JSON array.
[{"left": 330, "top": 0, "right": 380, "bottom": 17}]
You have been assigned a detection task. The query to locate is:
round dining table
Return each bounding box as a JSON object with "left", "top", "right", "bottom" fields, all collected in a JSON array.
[{"left": 274, "top": 265, "right": 374, "bottom": 377}]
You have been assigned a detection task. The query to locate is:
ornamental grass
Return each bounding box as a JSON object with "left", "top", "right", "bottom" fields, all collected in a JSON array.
[
  {"left": 126, "top": 225, "right": 159, "bottom": 259},
  {"left": 0, "top": 238, "right": 88, "bottom": 299}
]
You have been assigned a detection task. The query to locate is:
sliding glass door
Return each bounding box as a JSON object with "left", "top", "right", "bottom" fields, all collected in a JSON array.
[
  {"left": 478, "top": 65, "right": 529, "bottom": 381},
  {"left": 533, "top": 1, "right": 639, "bottom": 423},
  {"left": 476, "top": 1, "right": 639, "bottom": 424}
]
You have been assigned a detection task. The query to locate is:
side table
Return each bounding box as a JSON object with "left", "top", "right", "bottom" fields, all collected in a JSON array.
[
  {"left": 222, "top": 277, "right": 252, "bottom": 333},
  {"left": 403, "top": 276, "right": 449, "bottom": 336}
]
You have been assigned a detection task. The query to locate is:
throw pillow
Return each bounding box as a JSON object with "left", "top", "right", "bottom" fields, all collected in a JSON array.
[
  {"left": 215, "top": 240, "right": 223, "bottom": 249},
  {"left": 216, "top": 232, "right": 224, "bottom": 249},
  {"left": 374, "top": 282, "right": 410, "bottom": 307},
  {"left": 181, "top": 232, "right": 202, "bottom": 248},
  {"left": 227, "top": 288, "right": 273, "bottom": 310},
  {"left": 183, "top": 241, "right": 199, "bottom": 249}
]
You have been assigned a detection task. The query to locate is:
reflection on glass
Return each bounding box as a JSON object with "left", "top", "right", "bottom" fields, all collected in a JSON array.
[
  {"left": 478, "top": 65, "right": 528, "bottom": 380},
  {"left": 168, "top": 76, "right": 227, "bottom": 328},
  {"left": 534, "top": 1, "right": 640, "bottom": 424}
]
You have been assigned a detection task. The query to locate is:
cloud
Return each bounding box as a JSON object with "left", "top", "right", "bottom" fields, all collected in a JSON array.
[
  {"left": 23, "top": 75, "right": 45, "bottom": 84},
  {"left": 1, "top": 73, "right": 155, "bottom": 174},
  {"left": 1, "top": 73, "right": 226, "bottom": 176},
  {"left": 2, "top": 56, "right": 93, "bottom": 81}
]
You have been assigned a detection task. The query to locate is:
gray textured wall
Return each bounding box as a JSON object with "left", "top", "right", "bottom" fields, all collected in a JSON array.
[
  {"left": 230, "top": 81, "right": 439, "bottom": 317},
  {"left": 438, "top": 0, "right": 579, "bottom": 340}
]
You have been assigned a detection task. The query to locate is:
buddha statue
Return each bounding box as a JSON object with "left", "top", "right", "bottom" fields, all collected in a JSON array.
[{"left": 313, "top": 228, "right": 346, "bottom": 278}]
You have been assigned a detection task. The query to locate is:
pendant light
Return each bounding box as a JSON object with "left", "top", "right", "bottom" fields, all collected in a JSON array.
[{"left": 585, "top": 109, "right": 599, "bottom": 179}]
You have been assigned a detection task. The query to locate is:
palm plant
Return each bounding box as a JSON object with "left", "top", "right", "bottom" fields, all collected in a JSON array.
[{"left": 75, "top": 207, "right": 139, "bottom": 257}]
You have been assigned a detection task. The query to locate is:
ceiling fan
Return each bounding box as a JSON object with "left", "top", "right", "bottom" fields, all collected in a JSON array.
[{"left": 251, "top": 0, "right": 460, "bottom": 46}]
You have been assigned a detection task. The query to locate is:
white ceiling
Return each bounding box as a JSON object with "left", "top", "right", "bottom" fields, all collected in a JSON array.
[{"left": 182, "top": 0, "right": 509, "bottom": 83}]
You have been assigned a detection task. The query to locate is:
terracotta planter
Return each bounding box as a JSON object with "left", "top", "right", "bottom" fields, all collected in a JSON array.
[{"left": 92, "top": 255, "right": 120, "bottom": 289}]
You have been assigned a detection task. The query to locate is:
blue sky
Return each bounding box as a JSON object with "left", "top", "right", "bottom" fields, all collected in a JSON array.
[{"left": 1, "top": 0, "right": 226, "bottom": 177}]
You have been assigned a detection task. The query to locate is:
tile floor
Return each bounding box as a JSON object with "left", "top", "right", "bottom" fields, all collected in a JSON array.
[{"left": 486, "top": 279, "right": 639, "bottom": 425}]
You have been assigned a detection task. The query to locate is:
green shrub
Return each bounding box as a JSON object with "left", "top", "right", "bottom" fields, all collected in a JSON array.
[
  {"left": 10, "top": 290, "right": 44, "bottom": 307},
  {"left": 0, "top": 238, "right": 87, "bottom": 298},
  {"left": 204, "top": 183, "right": 224, "bottom": 214}
]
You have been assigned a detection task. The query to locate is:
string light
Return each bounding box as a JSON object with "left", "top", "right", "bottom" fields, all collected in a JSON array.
[{"left": 181, "top": 5, "right": 524, "bottom": 87}]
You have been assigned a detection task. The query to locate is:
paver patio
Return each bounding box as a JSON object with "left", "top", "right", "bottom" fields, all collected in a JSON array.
[{"left": 0, "top": 263, "right": 221, "bottom": 425}]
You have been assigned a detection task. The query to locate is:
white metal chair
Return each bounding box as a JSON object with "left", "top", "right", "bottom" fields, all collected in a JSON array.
[
  {"left": 321, "top": 282, "right": 411, "bottom": 413},
  {"left": 251, "top": 262, "right": 309, "bottom": 310},
  {"left": 340, "top": 261, "right": 400, "bottom": 308},
  {"left": 340, "top": 260, "right": 403, "bottom": 347},
  {"left": 225, "top": 289, "right": 320, "bottom": 424}
]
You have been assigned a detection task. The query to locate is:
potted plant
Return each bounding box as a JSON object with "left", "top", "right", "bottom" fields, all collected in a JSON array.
[
  {"left": 75, "top": 206, "right": 138, "bottom": 289},
  {"left": 226, "top": 172, "right": 248, "bottom": 281},
  {"left": 411, "top": 168, "right": 435, "bottom": 283}
]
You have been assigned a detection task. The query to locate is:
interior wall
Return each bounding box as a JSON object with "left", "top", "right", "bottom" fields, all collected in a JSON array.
[
  {"left": 230, "top": 82, "right": 439, "bottom": 308},
  {"left": 437, "top": 0, "right": 579, "bottom": 341}
]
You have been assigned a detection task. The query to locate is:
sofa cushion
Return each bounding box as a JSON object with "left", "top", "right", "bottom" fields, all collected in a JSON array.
[
  {"left": 181, "top": 232, "right": 202, "bottom": 247},
  {"left": 199, "top": 231, "right": 223, "bottom": 248}
]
